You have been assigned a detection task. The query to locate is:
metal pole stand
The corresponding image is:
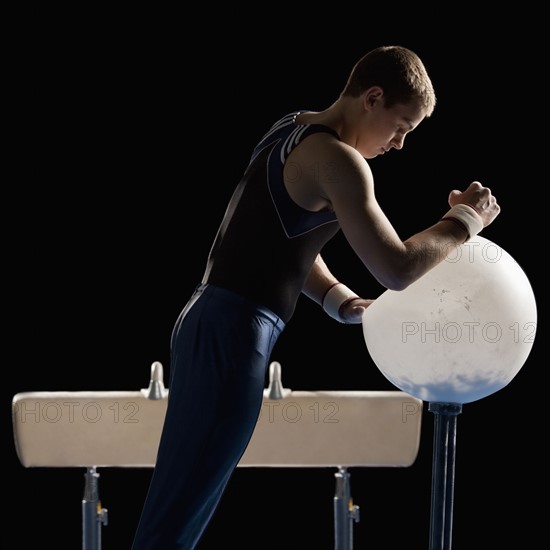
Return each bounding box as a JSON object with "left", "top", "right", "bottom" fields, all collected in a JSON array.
[
  {"left": 428, "top": 402, "right": 462, "bottom": 550},
  {"left": 334, "top": 466, "right": 360, "bottom": 550},
  {"left": 82, "top": 467, "right": 108, "bottom": 550}
]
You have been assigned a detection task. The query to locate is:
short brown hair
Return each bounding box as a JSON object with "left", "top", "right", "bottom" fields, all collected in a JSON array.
[{"left": 341, "top": 45, "right": 436, "bottom": 116}]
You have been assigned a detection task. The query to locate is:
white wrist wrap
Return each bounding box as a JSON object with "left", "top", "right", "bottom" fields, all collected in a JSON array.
[
  {"left": 322, "top": 283, "right": 359, "bottom": 322},
  {"left": 442, "top": 204, "right": 484, "bottom": 239}
]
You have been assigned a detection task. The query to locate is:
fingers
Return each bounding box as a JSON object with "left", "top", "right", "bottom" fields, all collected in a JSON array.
[
  {"left": 345, "top": 306, "right": 365, "bottom": 324},
  {"left": 449, "top": 181, "right": 500, "bottom": 227},
  {"left": 448, "top": 189, "right": 461, "bottom": 205},
  {"left": 341, "top": 300, "right": 375, "bottom": 324},
  {"left": 449, "top": 182, "right": 493, "bottom": 208}
]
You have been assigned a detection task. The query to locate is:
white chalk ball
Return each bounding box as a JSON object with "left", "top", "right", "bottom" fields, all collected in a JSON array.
[{"left": 362, "top": 236, "right": 537, "bottom": 404}]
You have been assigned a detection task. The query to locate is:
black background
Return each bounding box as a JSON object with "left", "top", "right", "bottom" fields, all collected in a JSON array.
[{"left": 5, "top": 5, "right": 549, "bottom": 549}]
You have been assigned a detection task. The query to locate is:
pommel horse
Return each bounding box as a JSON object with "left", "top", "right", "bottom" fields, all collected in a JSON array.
[{"left": 12, "top": 361, "right": 423, "bottom": 549}]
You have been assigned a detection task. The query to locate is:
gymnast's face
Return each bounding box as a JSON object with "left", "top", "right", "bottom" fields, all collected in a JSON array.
[{"left": 358, "top": 89, "right": 427, "bottom": 159}]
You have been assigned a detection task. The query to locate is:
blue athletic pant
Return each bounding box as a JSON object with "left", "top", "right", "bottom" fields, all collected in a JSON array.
[{"left": 131, "top": 284, "right": 285, "bottom": 549}]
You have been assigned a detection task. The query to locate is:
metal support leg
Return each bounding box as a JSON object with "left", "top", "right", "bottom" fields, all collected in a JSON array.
[
  {"left": 428, "top": 402, "right": 462, "bottom": 550},
  {"left": 334, "top": 467, "right": 360, "bottom": 550},
  {"left": 82, "top": 467, "right": 108, "bottom": 550}
]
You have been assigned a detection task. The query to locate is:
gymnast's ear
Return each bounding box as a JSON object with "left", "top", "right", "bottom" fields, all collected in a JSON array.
[{"left": 363, "top": 87, "right": 383, "bottom": 110}]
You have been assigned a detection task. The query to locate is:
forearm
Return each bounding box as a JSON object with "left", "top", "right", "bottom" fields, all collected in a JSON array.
[
  {"left": 302, "top": 255, "right": 340, "bottom": 306},
  {"left": 401, "top": 219, "right": 470, "bottom": 279}
]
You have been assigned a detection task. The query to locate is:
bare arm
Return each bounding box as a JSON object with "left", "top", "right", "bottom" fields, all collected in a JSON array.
[
  {"left": 314, "top": 136, "right": 500, "bottom": 291},
  {"left": 297, "top": 134, "right": 500, "bottom": 324}
]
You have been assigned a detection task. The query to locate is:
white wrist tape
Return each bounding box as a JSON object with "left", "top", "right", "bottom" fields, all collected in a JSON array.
[
  {"left": 322, "top": 283, "right": 359, "bottom": 322},
  {"left": 441, "top": 204, "right": 483, "bottom": 239}
]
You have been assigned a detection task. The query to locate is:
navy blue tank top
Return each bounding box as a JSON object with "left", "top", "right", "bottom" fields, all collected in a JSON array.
[{"left": 203, "top": 111, "right": 341, "bottom": 322}]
